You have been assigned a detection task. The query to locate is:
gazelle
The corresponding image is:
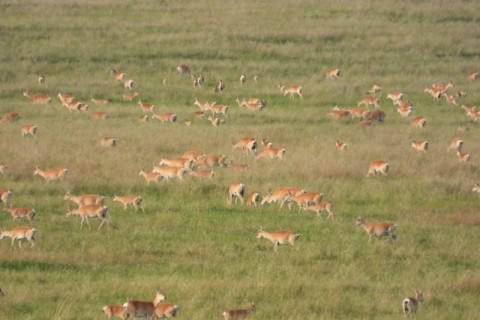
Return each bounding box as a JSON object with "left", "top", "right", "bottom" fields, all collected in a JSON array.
[
  {"left": 260, "top": 138, "right": 273, "bottom": 149},
  {"left": 96, "top": 137, "right": 116, "bottom": 148},
  {"left": 194, "top": 111, "right": 204, "bottom": 119},
  {"left": 354, "top": 217, "right": 398, "bottom": 242},
  {"left": 279, "top": 84, "right": 303, "bottom": 99},
  {"left": 366, "top": 110, "right": 385, "bottom": 122},
  {"left": 122, "top": 91, "right": 139, "bottom": 101},
  {"left": 257, "top": 227, "right": 300, "bottom": 253},
  {"left": 410, "top": 117, "right": 427, "bottom": 128},
  {"left": 152, "top": 112, "right": 177, "bottom": 122},
  {"left": 367, "top": 160, "right": 389, "bottom": 177},
  {"left": 457, "top": 150, "right": 470, "bottom": 163},
  {"left": 153, "top": 303, "right": 180, "bottom": 319},
  {"left": 34, "top": 166, "right": 68, "bottom": 182},
  {"left": 0, "top": 164, "right": 7, "bottom": 175},
  {"left": 432, "top": 81, "right": 453, "bottom": 93},
  {"left": 21, "top": 124, "right": 37, "bottom": 137},
  {"left": 3, "top": 205, "right": 36, "bottom": 223},
  {"left": 472, "top": 183, "right": 480, "bottom": 193},
  {"left": 64, "top": 204, "right": 109, "bottom": 229},
  {"left": 102, "top": 305, "right": 126, "bottom": 319},
  {"left": 213, "top": 79, "right": 225, "bottom": 93},
  {"left": 207, "top": 116, "right": 224, "bottom": 126},
  {"left": 0, "top": 226, "right": 37, "bottom": 247},
  {"left": 91, "top": 98, "right": 109, "bottom": 105},
  {"left": 124, "top": 79, "right": 134, "bottom": 90},
  {"left": 0, "top": 112, "right": 20, "bottom": 122},
  {"left": 335, "top": 139, "right": 347, "bottom": 151},
  {"left": 23, "top": 91, "right": 51, "bottom": 104},
  {"left": 91, "top": 111, "right": 109, "bottom": 119},
  {"left": 468, "top": 71, "right": 478, "bottom": 81},
  {"left": 113, "top": 195, "right": 144, "bottom": 213},
  {"left": 57, "top": 92, "right": 75, "bottom": 104},
  {"left": 138, "top": 101, "right": 155, "bottom": 113},
  {"left": 162, "top": 77, "right": 168, "bottom": 85},
  {"left": 62, "top": 101, "right": 81, "bottom": 112},
  {"left": 246, "top": 192, "right": 259, "bottom": 208},
  {"left": 0, "top": 189, "right": 12, "bottom": 205},
  {"left": 194, "top": 155, "right": 227, "bottom": 168},
  {"left": 63, "top": 191, "right": 105, "bottom": 207},
  {"left": 240, "top": 74, "right": 246, "bottom": 85},
  {"left": 208, "top": 104, "right": 229, "bottom": 117},
  {"left": 344, "top": 108, "right": 370, "bottom": 119},
  {"left": 256, "top": 147, "right": 286, "bottom": 160},
  {"left": 288, "top": 192, "right": 324, "bottom": 213},
  {"left": 443, "top": 92, "right": 457, "bottom": 105},
  {"left": 366, "top": 83, "right": 381, "bottom": 94},
  {"left": 227, "top": 182, "right": 245, "bottom": 205},
  {"left": 111, "top": 69, "right": 125, "bottom": 82},
  {"left": 261, "top": 187, "right": 305, "bottom": 209},
  {"left": 78, "top": 103, "right": 89, "bottom": 112},
  {"left": 138, "top": 114, "right": 149, "bottom": 122},
  {"left": 327, "top": 109, "right": 352, "bottom": 119},
  {"left": 397, "top": 105, "right": 413, "bottom": 117},
  {"left": 197, "top": 74, "right": 204, "bottom": 86},
  {"left": 302, "top": 202, "right": 334, "bottom": 220},
  {"left": 177, "top": 64, "right": 190, "bottom": 75},
  {"left": 194, "top": 97, "right": 211, "bottom": 111},
  {"left": 158, "top": 157, "right": 193, "bottom": 171},
  {"left": 232, "top": 137, "right": 257, "bottom": 154},
  {"left": 38, "top": 74, "right": 45, "bottom": 84},
  {"left": 229, "top": 160, "right": 249, "bottom": 172},
  {"left": 326, "top": 67, "right": 341, "bottom": 79},
  {"left": 447, "top": 138, "right": 463, "bottom": 152},
  {"left": 189, "top": 169, "right": 215, "bottom": 179},
  {"left": 357, "top": 96, "right": 379, "bottom": 109},
  {"left": 123, "top": 289, "right": 167, "bottom": 320},
  {"left": 139, "top": 169, "right": 162, "bottom": 184},
  {"left": 245, "top": 101, "right": 265, "bottom": 111},
  {"left": 152, "top": 165, "right": 187, "bottom": 180},
  {"left": 411, "top": 140, "right": 428, "bottom": 152},
  {"left": 387, "top": 91, "right": 403, "bottom": 104},
  {"left": 403, "top": 290, "right": 424, "bottom": 318},
  {"left": 424, "top": 87, "right": 442, "bottom": 101},
  {"left": 358, "top": 120, "right": 376, "bottom": 127},
  {"left": 223, "top": 302, "right": 255, "bottom": 320},
  {"left": 182, "top": 151, "right": 205, "bottom": 161}
]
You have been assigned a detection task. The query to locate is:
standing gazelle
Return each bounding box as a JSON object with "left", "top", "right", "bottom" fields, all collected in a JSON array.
[
  {"left": 354, "top": 217, "right": 398, "bottom": 242},
  {"left": 223, "top": 302, "right": 255, "bottom": 320},
  {"left": 113, "top": 195, "right": 144, "bottom": 213},
  {"left": 367, "top": 160, "right": 389, "bottom": 177},
  {"left": 123, "top": 289, "right": 166, "bottom": 320},
  {"left": 0, "top": 226, "right": 37, "bottom": 247},
  {"left": 34, "top": 166, "right": 68, "bottom": 182},
  {"left": 227, "top": 182, "right": 245, "bottom": 205},
  {"left": 403, "top": 290, "right": 424, "bottom": 318},
  {"left": 256, "top": 227, "right": 300, "bottom": 253},
  {"left": 3, "top": 205, "right": 36, "bottom": 223}
]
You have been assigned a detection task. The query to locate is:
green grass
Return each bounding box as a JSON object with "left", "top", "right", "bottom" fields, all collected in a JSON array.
[{"left": 1, "top": 0, "right": 480, "bottom": 319}]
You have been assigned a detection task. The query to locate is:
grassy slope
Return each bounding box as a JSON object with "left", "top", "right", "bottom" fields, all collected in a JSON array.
[{"left": 0, "top": 0, "right": 480, "bottom": 319}]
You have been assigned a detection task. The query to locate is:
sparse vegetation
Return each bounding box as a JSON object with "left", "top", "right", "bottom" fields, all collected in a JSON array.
[{"left": 1, "top": 0, "right": 480, "bottom": 319}]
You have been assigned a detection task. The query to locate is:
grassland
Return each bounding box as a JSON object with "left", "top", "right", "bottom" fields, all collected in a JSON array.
[{"left": 0, "top": 0, "right": 480, "bottom": 319}]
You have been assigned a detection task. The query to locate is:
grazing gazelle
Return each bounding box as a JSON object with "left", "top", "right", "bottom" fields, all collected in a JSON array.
[
  {"left": 96, "top": 137, "right": 116, "bottom": 148},
  {"left": 335, "top": 139, "right": 347, "bottom": 151},
  {"left": 367, "top": 160, "right": 389, "bottom": 177},
  {"left": 123, "top": 289, "right": 166, "bottom": 320},
  {"left": 177, "top": 64, "right": 190, "bottom": 75},
  {"left": 410, "top": 116, "right": 427, "bottom": 128},
  {"left": 447, "top": 138, "right": 463, "bottom": 151},
  {"left": 279, "top": 84, "right": 303, "bottom": 99},
  {"left": 457, "top": 150, "right": 470, "bottom": 163},
  {"left": 227, "top": 182, "right": 245, "bottom": 205},
  {"left": 411, "top": 140, "right": 428, "bottom": 152},
  {"left": 34, "top": 166, "right": 68, "bottom": 182},
  {"left": 182, "top": 151, "right": 205, "bottom": 161},
  {"left": 0, "top": 112, "right": 20, "bottom": 123},
  {"left": 91, "top": 111, "right": 109, "bottom": 120},
  {"left": 3, "top": 205, "right": 36, "bottom": 223},
  {"left": 64, "top": 205, "right": 109, "bottom": 229},
  {"left": 232, "top": 137, "right": 257, "bottom": 154},
  {"left": 158, "top": 157, "right": 193, "bottom": 171},
  {"left": 62, "top": 100, "right": 81, "bottom": 112},
  {"left": 152, "top": 165, "right": 187, "bottom": 181},
  {"left": 354, "top": 217, "right": 398, "bottom": 242},
  {"left": 113, "top": 195, "right": 144, "bottom": 213},
  {"left": 189, "top": 169, "right": 215, "bottom": 179},
  {"left": 403, "top": 290, "right": 424, "bottom": 318},
  {"left": 23, "top": 91, "right": 51, "bottom": 104},
  {"left": 208, "top": 104, "right": 229, "bottom": 117},
  {"left": 139, "top": 169, "right": 162, "bottom": 185},
  {"left": 223, "top": 302, "right": 255, "bottom": 320},
  {"left": 102, "top": 305, "right": 126, "bottom": 319},
  {"left": 326, "top": 67, "right": 341, "bottom": 79},
  {"left": 194, "top": 155, "right": 228, "bottom": 168},
  {"left": 21, "top": 124, "right": 37, "bottom": 137},
  {"left": 63, "top": 192, "right": 105, "bottom": 207},
  {"left": 229, "top": 160, "right": 249, "bottom": 172},
  {"left": 57, "top": 92, "right": 75, "bottom": 104},
  {"left": 257, "top": 227, "right": 300, "bottom": 253},
  {"left": 0, "top": 226, "right": 37, "bottom": 247},
  {"left": 261, "top": 187, "right": 305, "bottom": 210},
  {"left": 246, "top": 192, "right": 259, "bottom": 208},
  {"left": 138, "top": 114, "right": 149, "bottom": 122},
  {"left": 366, "top": 110, "right": 385, "bottom": 122}
]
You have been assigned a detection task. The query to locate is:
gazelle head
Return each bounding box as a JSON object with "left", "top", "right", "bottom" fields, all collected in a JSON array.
[
  {"left": 354, "top": 217, "right": 365, "bottom": 226},
  {"left": 416, "top": 290, "right": 424, "bottom": 302},
  {"left": 256, "top": 227, "right": 265, "bottom": 239}
]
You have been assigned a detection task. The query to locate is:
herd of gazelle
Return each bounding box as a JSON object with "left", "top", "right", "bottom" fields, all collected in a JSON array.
[{"left": 3, "top": 67, "right": 476, "bottom": 318}]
